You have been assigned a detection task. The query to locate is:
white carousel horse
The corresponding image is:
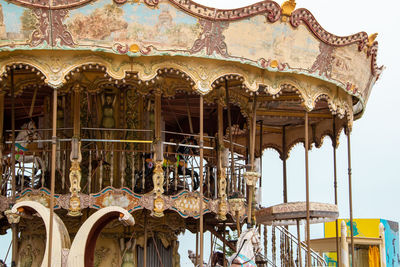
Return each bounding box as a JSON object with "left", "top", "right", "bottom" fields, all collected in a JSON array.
[
  {"left": 14, "top": 121, "right": 45, "bottom": 178},
  {"left": 228, "top": 227, "right": 261, "bottom": 267},
  {"left": 188, "top": 227, "right": 261, "bottom": 267}
]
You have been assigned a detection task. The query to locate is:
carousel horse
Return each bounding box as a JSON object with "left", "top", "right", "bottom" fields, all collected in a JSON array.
[
  {"left": 7, "top": 121, "right": 45, "bottom": 188},
  {"left": 15, "top": 121, "right": 44, "bottom": 168},
  {"left": 228, "top": 227, "right": 261, "bottom": 267}
]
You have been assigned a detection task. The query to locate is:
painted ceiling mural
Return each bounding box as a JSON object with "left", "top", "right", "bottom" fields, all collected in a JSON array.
[{"left": 0, "top": 0, "right": 381, "bottom": 110}]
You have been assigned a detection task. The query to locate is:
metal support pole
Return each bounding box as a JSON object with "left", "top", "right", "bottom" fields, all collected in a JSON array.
[
  {"left": 144, "top": 211, "right": 148, "bottom": 267},
  {"left": 10, "top": 69, "right": 18, "bottom": 267},
  {"left": 347, "top": 128, "right": 355, "bottom": 267},
  {"left": 304, "top": 112, "right": 311, "bottom": 267},
  {"left": 225, "top": 80, "right": 236, "bottom": 192},
  {"left": 297, "top": 220, "right": 302, "bottom": 267},
  {"left": 199, "top": 95, "right": 204, "bottom": 267},
  {"left": 223, "top": 222, "right": 226, "bottom": 267},
  {"left": 282, "top": 126, "right": 288, "bottom": 203},
  {"left": 47, "top": 88, "right": 58, "bottom": 267},
  {"left": 247, "top": 95, "right": 257, "bottom": 226},
  {"left": 333, "top": 119, "right": 340, "bottom": 266}
]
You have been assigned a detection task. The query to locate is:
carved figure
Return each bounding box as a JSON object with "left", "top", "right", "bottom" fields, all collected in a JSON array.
[
  {"left": 101, "top": 93, "right": 116, "bottom": 129},
  {"left": 120, "top": 238, "right": 136, "bottom": 267}
]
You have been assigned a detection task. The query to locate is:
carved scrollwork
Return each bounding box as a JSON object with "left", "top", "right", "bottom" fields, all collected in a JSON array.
[
  {"left": 169, "top": 0, "right": 280, "bottom": 22},
  {"left": 190, "top": 19, "right": 229, "bottom": 57},
  {"left": 31, "top": 9, "right": 75, "bottom": 47},
  {"left": 290, "top": 8, "right": 368, "bottom": 51}
]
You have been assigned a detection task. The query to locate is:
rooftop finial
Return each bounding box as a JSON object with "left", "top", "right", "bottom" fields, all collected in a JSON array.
[{"left": 281, "top": 0, "right": 296, "bottom": 21}]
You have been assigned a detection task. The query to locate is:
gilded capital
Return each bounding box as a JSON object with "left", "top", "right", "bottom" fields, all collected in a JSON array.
[
  {"left": 243, "top": 171, "right": 261, "bottom": 187},
  {"left": 4, "top": 209, "right": 20, "bottom": 224}
]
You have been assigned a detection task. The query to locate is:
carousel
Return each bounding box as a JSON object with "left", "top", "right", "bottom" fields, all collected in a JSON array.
[{"left": 0, "top": 0, "right": 381, "bottom": 266}]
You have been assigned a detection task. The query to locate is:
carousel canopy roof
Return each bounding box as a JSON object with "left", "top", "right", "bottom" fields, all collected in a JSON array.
[
  {"left": 0, "top": 0, "right": 381, "bottom": 109},
  {"left": 0, "top": 0, "right": 382, "bottom": 158}
]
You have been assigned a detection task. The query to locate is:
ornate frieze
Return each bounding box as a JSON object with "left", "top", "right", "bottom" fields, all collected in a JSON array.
[{"left": 5, "top": 186, "right": 247, "bottom": 222}]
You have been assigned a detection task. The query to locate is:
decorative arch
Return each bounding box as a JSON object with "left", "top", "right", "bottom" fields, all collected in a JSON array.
[
  {"left": 11, "top": 201, "right": 71, "bottom": 267},
  {"left": 67, "top": 206, "right": 134, "bottom": 267}
]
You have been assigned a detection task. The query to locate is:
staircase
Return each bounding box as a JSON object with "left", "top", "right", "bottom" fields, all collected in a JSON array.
[{"left": 258, "top": 225, "right": 327, "bottom": 267}]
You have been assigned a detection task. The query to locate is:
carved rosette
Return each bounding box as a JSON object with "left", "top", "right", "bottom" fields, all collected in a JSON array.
[
  {"left": 4, "top": 210, "right": 21, "bottom": 224},
  {"left": 244, "top": 171, "right": 261, "bottom": 187},
  {"left": 217, "top": 167, "right": 227, "bottom": 220}
]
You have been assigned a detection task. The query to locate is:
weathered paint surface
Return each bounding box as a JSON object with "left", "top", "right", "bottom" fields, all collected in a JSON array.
[{"left": 0, "top": 0, "right": 380, "bottom": 108}]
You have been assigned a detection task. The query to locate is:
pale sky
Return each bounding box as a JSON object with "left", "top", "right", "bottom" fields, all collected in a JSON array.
[{"left": 1, "top": 0, "right": 399, "bottom": 266}]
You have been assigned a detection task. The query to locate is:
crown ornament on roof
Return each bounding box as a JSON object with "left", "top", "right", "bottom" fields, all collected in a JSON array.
[{"left": 281, "top": 0, "right": 296, "bottom": 21}]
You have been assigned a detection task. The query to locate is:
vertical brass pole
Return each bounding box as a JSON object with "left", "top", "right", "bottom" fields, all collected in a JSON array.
[
  {"left": 73, "top": 86, "right": 80, "bottom": 138},
  {"left": 199, "top": 95, "right": 204, "bottom": 267},
  {"left": 223, "top": 222, "right": 226, "bottom": 267},
  {"left": 282, "top": 126, "right": 287, "bottom": 203},
  {"left": 48, "top": 88, "right": 58, "bottom": 267},
  {"left": 333, "top": 118, "right": 340, "bottom": 266},
  {"left": 347, "top": 128, "right": 355, "bottom": 267},
  {"left": 225, "top": 80, "right": 236, "bottom": 192},
  {"left": 296, "top": 220, "right": 302, "bottom": 267},
  {"left": 144, "top": 211, "right": 147, "bottom": 267},
  {"left": 247, "top": 95, "right": 257, "bottom": 225},
  {"left": 304, "top": 111, "right": 311, "bottom": 267},
  {"left": 195, "top": 228, "right": 199, "bottom": 266},
  {"left": 10, "top": 69, "right": 18, "bottom": 267}
]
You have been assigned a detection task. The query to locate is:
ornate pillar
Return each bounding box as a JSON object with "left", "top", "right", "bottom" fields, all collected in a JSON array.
[
  {"left": 217, "top": 88, "right": 227, "bottom": 221},
  {"left": 153, "top": 90, "right": 164, "bottom": 217},
  {"left": 68, "top": 84, "right": 82, "bottom": 216},
  {"left": 244, "top": 95, "right": 259, "bottom": 226}
]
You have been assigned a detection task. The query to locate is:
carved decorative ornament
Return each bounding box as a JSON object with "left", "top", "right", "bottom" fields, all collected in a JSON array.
[
  {"left": 31, "top": 9, "right": 75, "bottom": 47},
  {"left": 190, "top": 19, "right": 229, "bottom": 57},
  {"left": 244, "top": 171, "right": 261, "bottom": 187},
  {"left": 8, "top": 187, "right": 247, "bottom": 222}
]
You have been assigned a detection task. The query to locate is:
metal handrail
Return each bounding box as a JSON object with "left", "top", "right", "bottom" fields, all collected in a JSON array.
[{"left": 276, "top": 226, "right": 327, "bottom": 266}]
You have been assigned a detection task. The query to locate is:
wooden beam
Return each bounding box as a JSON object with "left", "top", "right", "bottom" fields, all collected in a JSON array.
[{"left": 257, "top": 110, "right": 332, "bottom": 118}]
